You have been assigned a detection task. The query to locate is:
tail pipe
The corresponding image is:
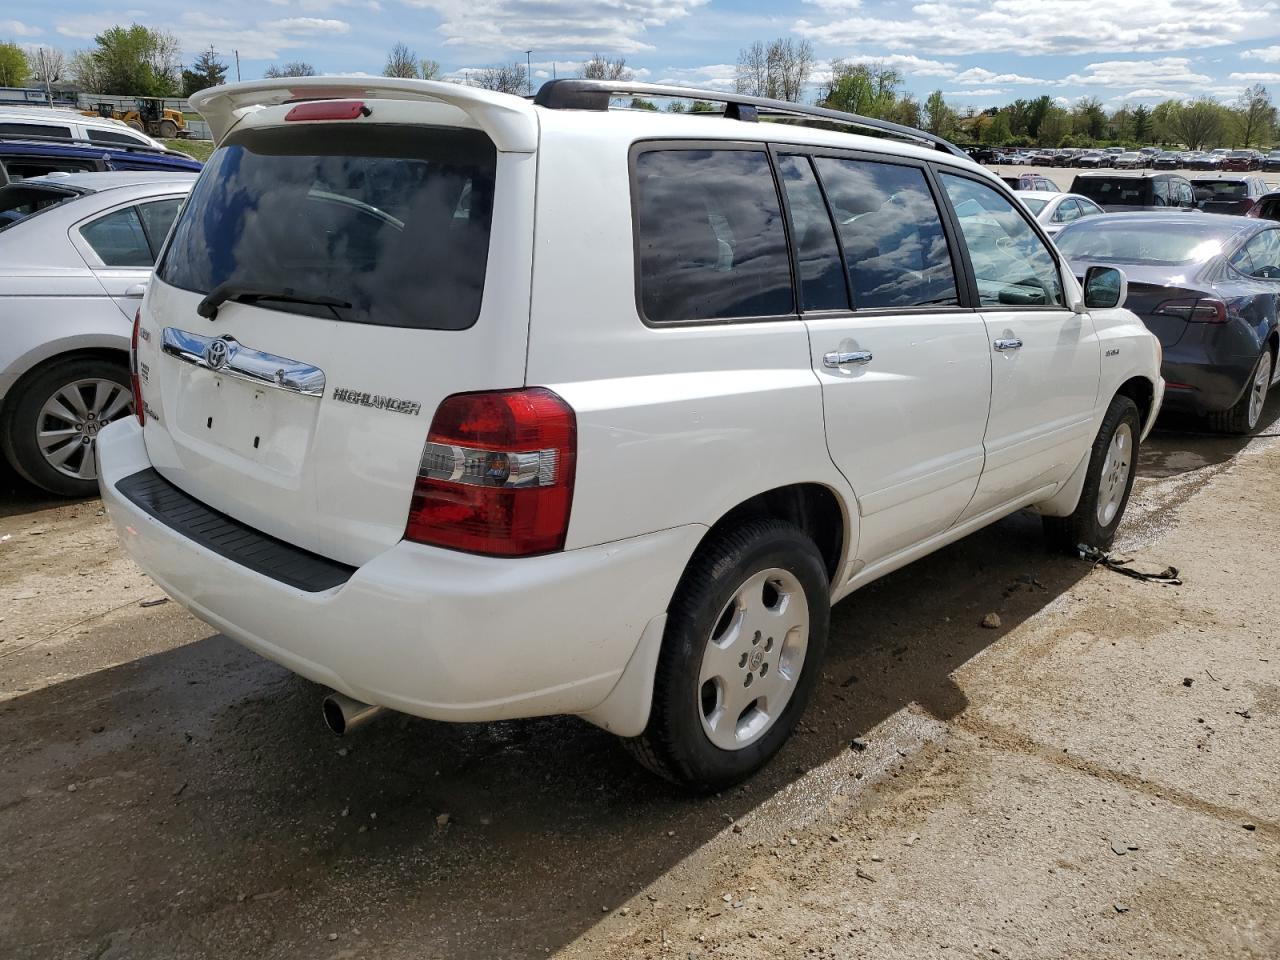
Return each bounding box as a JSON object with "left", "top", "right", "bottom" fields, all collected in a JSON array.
[{"left": 322, "top": 692, "right": 386, "bottom": 736}]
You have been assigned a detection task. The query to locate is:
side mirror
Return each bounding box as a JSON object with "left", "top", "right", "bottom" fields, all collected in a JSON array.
[{"left": 1083, "top": 265, "right": 1128, "bottom": 310}]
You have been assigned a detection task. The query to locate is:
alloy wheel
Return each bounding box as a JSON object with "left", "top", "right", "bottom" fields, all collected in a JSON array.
[{"left": 36, "top": 378, "right": 132, "bottom": 481}]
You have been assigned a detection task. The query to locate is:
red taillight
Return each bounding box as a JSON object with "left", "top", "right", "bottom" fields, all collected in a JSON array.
[
  {"left": 1153, "top": 297, "right": 1228, "bottom": 324},
  {"left": 130, "top": 309, "right": 145, "bottom": 426},
  {"left": 284, "top": 100, "right": 370, "bottom": 122},
  {"left": 404, "top": 388, "right": 577, "bottom": 556}
]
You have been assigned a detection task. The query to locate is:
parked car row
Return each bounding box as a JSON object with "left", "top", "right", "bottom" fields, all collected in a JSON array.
[{"left": 976, "top": 145, "right": 1280, "bottom": 173}]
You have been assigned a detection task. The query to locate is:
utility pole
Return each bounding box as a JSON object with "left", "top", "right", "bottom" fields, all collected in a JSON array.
[
  {"left": 39, "top": 48, "right": 53, "bottom": 107},
  {"left": 526, "top": 50, "right": 532, "bottom": 96},
  {"left": 235, "top": 50, "right": 241, "bottom": 82}
]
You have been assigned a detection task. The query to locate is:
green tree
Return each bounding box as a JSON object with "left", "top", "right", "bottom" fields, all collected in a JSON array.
[
  {"left": 1037, "top": 105, "right": 1071, "bottom": 147},
  {"left": 181, "top": 46, "right": 227, "bottom": 97},
  {"left": 72, "top": 24, "right": 180, "bottom": 95},
  {"left": 0, "top": 41, "right": 29, "bottom": 87},
  {"left": 1234, "top": 84, "right": 1276, "bottom": 148},
  {"left": 820, "top": 61, "right": 903, "bottom": 119},
  {"left": 1131, "top": 104, "right": 1152, "bottom": 143},
  {"left": 1171, "top": 97, "right": 1226, "bottom": 149},
  {"left": 981, "top": 111, "right": 1012, "bottom": 145},
  {"left": 263, "top": 61, "right": 316, "bottom": 79},
  {"left": 629, "top": 97, "right": 658, "bottom": 110},
  {"left": 923, "top": 89, "right": 954, "bottom": 137},
  {"left": 1073, "top": 97, "right": 1107, "bottom": 141}
]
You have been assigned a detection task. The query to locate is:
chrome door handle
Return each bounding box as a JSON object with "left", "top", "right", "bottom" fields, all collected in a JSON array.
[
  {"left": 994, "top": 338, "right": 1023, "bottom": 351},
  {"left": 823, "top": 350, "right": 873, "bottom": 368}
]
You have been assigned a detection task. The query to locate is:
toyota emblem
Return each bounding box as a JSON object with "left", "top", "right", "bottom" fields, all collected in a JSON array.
[{"left": 204, "top": 338, "right": 230, "bottom": 371}]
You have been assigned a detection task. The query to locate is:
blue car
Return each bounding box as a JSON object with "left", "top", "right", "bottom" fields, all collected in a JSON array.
[
  {"left": 1056, "top": 212, "right": 1280, "bottom": 434},
  {"left": 0, "top": 136, "right": 202, "bottom": 181}
]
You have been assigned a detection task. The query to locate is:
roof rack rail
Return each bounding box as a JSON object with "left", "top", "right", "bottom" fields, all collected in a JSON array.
[
  {"left": 0, "top": 132, "right": 181, "bottom": 155},
  {"left": 533, "top": 79, "right": 969, "bottom": 159}
]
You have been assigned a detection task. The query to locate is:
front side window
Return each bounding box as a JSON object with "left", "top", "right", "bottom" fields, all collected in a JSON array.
[
  {"left": 634, "top": 149, "right": 794, "bottom": 323},
  {"left": 776, "top": 154, "right": 847, "bottom": 312},
  {"left": 81, "top": 207, "right": 152, "bottom": 267},
  {"left": 939, "top": 173, "right": 1065, "bottom": 308},
  {"left": 157, "top": 125, "right": 496, "bottom": 330},
  {"left": 814, "top": 157, "right": 959, "bottom": 309}
]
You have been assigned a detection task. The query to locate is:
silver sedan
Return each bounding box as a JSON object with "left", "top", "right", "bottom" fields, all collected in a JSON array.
[
  {"left": 1014, "top": 190, "right": 1107, "bottom": 236},
  {"left": 0, "top": 171, "right": 196, "bottom": 496}
]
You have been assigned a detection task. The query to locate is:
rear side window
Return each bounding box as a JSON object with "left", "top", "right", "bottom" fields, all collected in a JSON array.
[
  {"left": 776, "top": 154, "right": 847, "bottom": 312},
  {"left": 0, "top": 122, "right": 72, "bottom": 139},
  {"left": 634, "top": 149, "right": 794, "bottom": 323},
  {"left": 81, "top": 207, "right": 152, "bottom": 267},
  {"left": 1074, "top": 177, "right": 1150, "bottom": 205},
  {"left": 157, "top": 125, "right": 497, "bottom": 330},
  {"left": 92, "top": 129, "right": 148, "bottom": 146},
  {"left": 814, "top": 157, "right": 959, "bottom": 309}
]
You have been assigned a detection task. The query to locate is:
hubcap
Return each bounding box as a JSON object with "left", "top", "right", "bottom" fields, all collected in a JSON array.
[
  {"left": 1096, "top": 421, "right": 1134, "bottom": 528},
  {"left": 36, "top": 378, "right": 132, "bottom": 481},
  {"left": 1248, "top": 352, "right": 1271, "bottom": 430},
  {"left": 697, "top": 567, "right": 809, "bottom": 751}
]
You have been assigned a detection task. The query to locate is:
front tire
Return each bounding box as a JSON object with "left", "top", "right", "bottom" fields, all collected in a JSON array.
[
  {"left": 1044, "top": 395, "right": 1141, "bottom": 555},
  {"left": 1, "top": 357, "right": 133, "bottom": 497},
  {"left": 624, "top": 519, "right": 830, "bottom": 792},
  {"left": 158, "top": 119, "right": 178, "bottom": 139},
  {"left": 1207, "top": 349, "right": 1271, "bottom": 435}
]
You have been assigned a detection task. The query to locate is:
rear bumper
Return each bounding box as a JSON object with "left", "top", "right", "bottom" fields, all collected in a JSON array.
[
  {"left": 97, "top": 418, "right": 702, "bottom": 725},
  {"left": 1158, "top": 326, "right": 1263, "bottom": 415}
]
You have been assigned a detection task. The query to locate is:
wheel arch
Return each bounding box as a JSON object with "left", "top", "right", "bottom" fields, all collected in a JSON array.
[
  {"left": 1114, "top": 374, "right": 1157, "bottom": 435},
  {"left": 1, "top": 346, "right": 130, "bottom": 424}
]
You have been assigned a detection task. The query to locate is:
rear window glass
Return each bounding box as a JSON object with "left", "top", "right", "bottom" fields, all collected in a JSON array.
[
  {"left": 156, "top": 125, "right": 496, "bottom": 330},
  {"left": 0, "top": 183, "right": 78, "bottom": 231},
  {"left": 1195, "top": 180, "right": 1247, "bottom": 199},
  {"left": 1056, "top": 222, "right": 1234, "bottom": 265},
  {"left": 1072, "top": 177, "right": 1152, "bottom": 205},
  {"left": 634, "top": 149, "right": 794, "bottom": 324}
]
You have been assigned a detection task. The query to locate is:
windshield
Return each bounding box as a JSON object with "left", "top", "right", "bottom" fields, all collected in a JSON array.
[
  {"left": 1072, "top": 177, "right": 1152, "bottom": 205},
  {"left": 1056, "top": 221, "right": 1237, "bottom": 265},
  {"left": 1019, "top": 196, "right": 1049, "bottom": 214},
  {"left": 0, "top": 182, "right": 79, "bottom": 231},
  {"left": 156, "top": 124, "right": 496, "bottom": 330}
]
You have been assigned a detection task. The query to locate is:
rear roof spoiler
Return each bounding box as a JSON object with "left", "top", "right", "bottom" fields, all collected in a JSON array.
[{"left": 190, "top": 77, "right": 539, "bottom": 153}]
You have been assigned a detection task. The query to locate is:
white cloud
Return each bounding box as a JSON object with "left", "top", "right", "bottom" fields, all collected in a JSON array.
[
  {"left": 837, "top": 53, "right": 957, "bottom": 78},
  {"left": 944, "top": 87, "right": 1006, "bottom": 96},
  {"left": 795, "top": 0, "right": 1257, "bottom": 57},
  {"left": 1, "top": 19, "right": 42, "bottom": 37},
  {"left": 263, "top": 17, "right": 351, "bottom": 33},
  {"left": 56, "top": 11, "right": 149, "bottom": 40},
  {"left": 1229, "top": 71, "right": 1280, "bottom": 82},
  {"left": 1062, "top": 57, "right": 1210, "bottom": 87},
  {"left": 952, "top": 66, "right": 1045, "bottom": 85},
  {"left": 803, "top": 0, "right": 862, "bottom": 9},
  {"left": 1241, "top": 45, "right": 1280, "bottom": 62},
  {"left": 403, "top": 0, "right": 708, "bottom": 55},
  {"left": 1110, "top": 88, "right": 1191, "bottom": 102},
  {"left": 653, "top": 63, "right": 737, "bottom": 90}
]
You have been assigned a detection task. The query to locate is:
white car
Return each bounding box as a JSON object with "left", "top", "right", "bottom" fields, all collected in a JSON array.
[
  {"left": 1015, "top": 190, "right": 1107, "bottom": 235},
  {"left": 0, "top": 171, "right": 195, "bottom": 495},
  {"left": 0, "top": 107, "right": 165, "bottom": 150},
  {"left": 98, "top": 78, "right": 1163, "bottom": 790}
]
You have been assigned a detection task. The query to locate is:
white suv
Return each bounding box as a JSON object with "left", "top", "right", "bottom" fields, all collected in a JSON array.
[{"left": 97, "top": 78, "right": 1163, "bottom": 790}]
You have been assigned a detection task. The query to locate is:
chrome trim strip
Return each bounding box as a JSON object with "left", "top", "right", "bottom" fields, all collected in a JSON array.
[{"left": 161, "top": 327, "right": 326, "bottom": 397}]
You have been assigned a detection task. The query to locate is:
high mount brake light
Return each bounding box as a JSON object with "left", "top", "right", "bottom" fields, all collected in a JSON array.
[
  {"left": 130, "top": 309, "right": 145, "bottom": 426},
  {"left": 284, "top": 101, "right": 371, "bottom": 122},
  {"left": 1153, "top": 298, "right": 1228, "bottom": 324},
  {"left": 404, "top": 388, "right": 577, "bottom": 557}
]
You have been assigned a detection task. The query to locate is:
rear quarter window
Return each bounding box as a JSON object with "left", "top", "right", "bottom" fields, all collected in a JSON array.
[{"left": 633, "top": 148, "right": 794, "bottom": 324}]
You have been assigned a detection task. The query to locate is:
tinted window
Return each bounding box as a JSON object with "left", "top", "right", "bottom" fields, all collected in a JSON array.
[
  {"left": 1, "top": 157, "right": 97, "bottom": 180},
  {"left": 0, "top": 183, "right": 77, "bottom": 231},
  {"left": 776, "top": 154, "right": 847, "bottom": 312},
  {"left": 939, "top": 173, "right": 1064, "bottom": 307},
  {"left": 81, "top": 207, "right": 152, "bottom": 266},
  {"left": 1074, "top": 177, "right": 1151, "bottom": 205},
  {"left": 92, "top": 129, "right": 148, "bottom": 146},
  {"left": 635, "top": 149, "right": 794, "bottom": 323},
  {"left": 157, "top": 125, "right": 496, "bottom": 331},
  {"left": 1233, "top": 230, "right": 1280, "bottom": 278},
  {"left": 1195, "top": 180, "right": 1248, "bottom": 200},
  {"left": 814, "top": 157, "right": 958, "bottom": 309},
  {"left": 137, "top": 197, "right": 183, "bottom": 253},
  {"left": 0, "top": 122, "right": 72, "bottom": 139}
]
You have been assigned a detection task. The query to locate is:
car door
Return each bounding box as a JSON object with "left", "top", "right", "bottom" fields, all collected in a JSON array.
[
  {"left": 936, "top": 171, "right": 1100, "bottom": 522},
  {"left": 70, "top": 197, "right": 184, "bottom": 317},
  {"left": 786, "top": 150, "right": 993, "bottom": 566}
]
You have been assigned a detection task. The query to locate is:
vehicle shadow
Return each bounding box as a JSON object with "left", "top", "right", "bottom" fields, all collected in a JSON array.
[
  {"left": 1139, "top": 390, "right": 1280, "bottom": 480},
  {"left": 0, "top": 510, "right": 1098, "bottom": 960},
  {"left": 0, "top": 458, "right": 83, "bottom": 520}
]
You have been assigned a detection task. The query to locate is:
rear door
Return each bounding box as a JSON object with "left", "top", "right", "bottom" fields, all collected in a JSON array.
[
  {"left": 936, "top": 170, "right": 1100, "bottom": 520},
  {"left": 138, "top": 119, "right": 530, "bottom": 566},
  {"left": 791, "top": 150, "right": 992, "bottom": 565},
  {"left": 71, "top": 197, "right": 183, "bottom": 316}
]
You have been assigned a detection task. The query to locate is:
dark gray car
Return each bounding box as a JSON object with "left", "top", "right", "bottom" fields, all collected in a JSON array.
[
  {"left": 1070, "top": 173, "right": 1198, "bottom": 212},
  {"left": 1055, "top": 213, "right": 1280, "bottom": 433}
]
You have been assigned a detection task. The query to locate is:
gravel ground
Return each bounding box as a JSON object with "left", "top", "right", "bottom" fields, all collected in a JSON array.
[{"left": 1, "top": 397, "right": 1278, "bottom": 960}]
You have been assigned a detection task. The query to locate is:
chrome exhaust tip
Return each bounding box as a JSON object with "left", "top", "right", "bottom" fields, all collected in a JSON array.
[{"left": 322, "top": 692, "right": 385, "bottom": 736}]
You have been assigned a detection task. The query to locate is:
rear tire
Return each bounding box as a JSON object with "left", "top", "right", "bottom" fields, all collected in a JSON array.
[
  {"left": 1, "top": 357, "right": 133, "bottom": 498},
  {"left": 1044, "top": 395, "right": 1141, "bottom": 555},
  {"left": 623, "top": 519, "right": 830, "bottom": 792},
  {"left": 126, "top": 119, "right": 145, "bottom": 132},
  {"left": 1207, "top": 350, "right": 1271, "bottom": 435},
  {"left": 158, "top": 119, "right": 178, "bottom": 139}
]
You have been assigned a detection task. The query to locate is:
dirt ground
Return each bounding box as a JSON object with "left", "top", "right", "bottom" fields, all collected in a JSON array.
[{"left": 2, "top": 397, "right": 1279, "bottom": 960}]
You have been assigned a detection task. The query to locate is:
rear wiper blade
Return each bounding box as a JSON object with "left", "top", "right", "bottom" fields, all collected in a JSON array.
[{"left": 197, "top": 281, "right": 352, "bottom": 320}]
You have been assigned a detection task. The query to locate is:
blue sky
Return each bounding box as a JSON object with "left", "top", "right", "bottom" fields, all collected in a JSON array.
[{"left": 6, "top": 0, "right": 1280, "bottom": 108}]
